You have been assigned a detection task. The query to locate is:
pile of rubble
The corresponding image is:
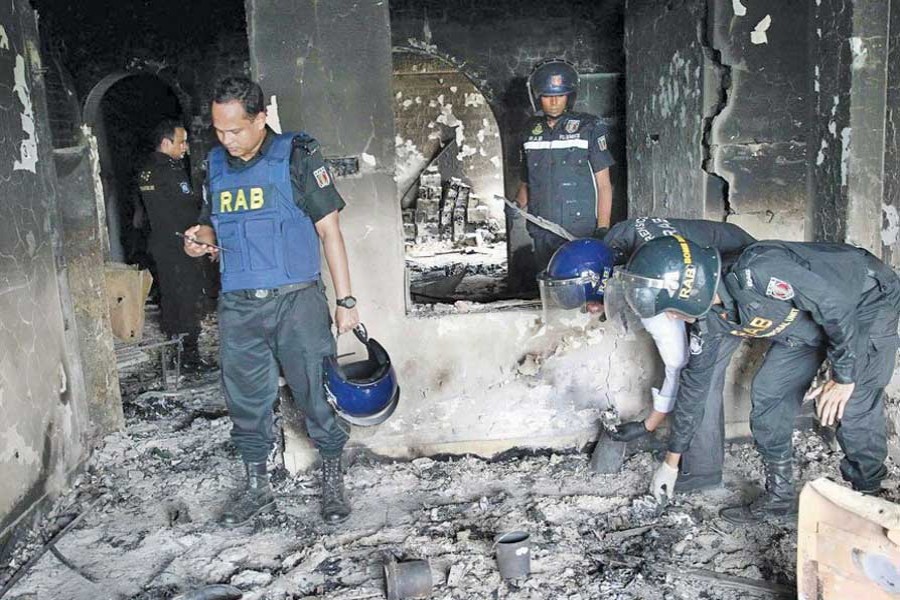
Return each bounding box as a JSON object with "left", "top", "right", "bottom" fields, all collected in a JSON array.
[
  {"left": 6, "top": 314, "right": 900, "bottom": 599},
  {"left": 6, "top": 385, "right": 894, "bottom": 599}
]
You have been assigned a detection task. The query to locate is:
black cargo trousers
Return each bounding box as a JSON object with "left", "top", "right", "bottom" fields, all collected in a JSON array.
[
  {"left": 218, "top": 280, "right": 349, "bottom": 463},
  {"left": 680, "top": 277, "right": 900, "bottom": 490}
]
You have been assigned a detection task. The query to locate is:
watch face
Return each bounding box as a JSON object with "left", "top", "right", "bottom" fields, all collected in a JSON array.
[{"left": 339, "top": 296, "right": 357, "bottom": 308}]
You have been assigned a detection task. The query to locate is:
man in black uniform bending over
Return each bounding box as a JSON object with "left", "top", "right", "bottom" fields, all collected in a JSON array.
[{"left": 610, "top": 236, "right": 900, "bottom": 522}]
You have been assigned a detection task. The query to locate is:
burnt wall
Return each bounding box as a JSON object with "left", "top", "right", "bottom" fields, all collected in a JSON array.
[
  {"left": 624, "top": 0, "right": 709, "bottom": 218},
  {"left": 886, "top": 0, "right": 900, "bottom": 266},
  {"left": 707, "top": 0, "right": 811, "bottom": 239},
  {"left": 0, "top": 0, "right": 91, "bottom": 554}
]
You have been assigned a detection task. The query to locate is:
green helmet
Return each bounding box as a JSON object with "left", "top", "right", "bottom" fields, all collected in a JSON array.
[{"left": 614, "top": 235, "right": 721, "bottom": 318}]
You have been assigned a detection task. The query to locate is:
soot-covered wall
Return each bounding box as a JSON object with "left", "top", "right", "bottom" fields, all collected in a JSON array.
[{"left": 0, "top": 0, "right": 91, "bottom": 556}]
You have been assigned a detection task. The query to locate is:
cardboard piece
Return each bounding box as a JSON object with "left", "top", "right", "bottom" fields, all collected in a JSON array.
[
  {"left": 797, "top": 477, "right": 900, "bottom": 599},
  {"left": 104, "top": 263, "right": 153, "bottom": 342}
]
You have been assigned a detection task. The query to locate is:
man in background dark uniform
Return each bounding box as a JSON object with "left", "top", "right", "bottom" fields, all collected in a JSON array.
[
  {"left": 516, "top": 59, "right": 615, "bottom": 273},
  {"left": 183, "top": 77, "right": 360, "bottom": 527},
  {"left": 137, "top": 119, "right": 209, "bottom": 370},
  {"left": 612, "top": 236, "right": 900, "bottom": 522}
]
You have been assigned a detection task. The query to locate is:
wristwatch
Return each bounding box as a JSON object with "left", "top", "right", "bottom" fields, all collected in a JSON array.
[{"left": 336, "top": 295, "right": 357, "bottom": 309}]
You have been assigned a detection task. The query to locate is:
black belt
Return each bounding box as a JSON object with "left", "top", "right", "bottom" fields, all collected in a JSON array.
[{"left": 232, "top": 280, "right": 317, "bottom": 300}]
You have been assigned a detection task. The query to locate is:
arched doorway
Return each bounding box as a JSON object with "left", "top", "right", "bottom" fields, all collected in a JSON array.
[
  {"left": 392, "top": 48, "right": 510, "bottom": 310},
  {"left": 84, "top": 72, "right": 190, "bottom": 263}
]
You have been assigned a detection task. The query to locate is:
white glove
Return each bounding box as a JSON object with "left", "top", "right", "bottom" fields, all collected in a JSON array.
[
  {"left": 651, "top": 387, "right": 676, "bottom": 413},
  {"left": 650, "top": 461, "right": 679, "bottom": 503}
]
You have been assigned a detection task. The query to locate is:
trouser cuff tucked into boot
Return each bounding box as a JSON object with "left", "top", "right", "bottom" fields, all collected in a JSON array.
[
  {"left": 720, "top": 458, "right": 797, "bottom": 524},
  {"left": 219, "top": 461, "right": 275, "bottom": 528},
  {"left": 321, "top": 454, "right": 351, "bottom": 524}
]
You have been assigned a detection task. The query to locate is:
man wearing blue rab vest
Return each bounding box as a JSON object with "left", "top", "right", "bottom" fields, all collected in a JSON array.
[
  {"left": 183, "top": 77, "right": 360, "bottom": 527},
  {"left": 516, "top": 59, "right": 615, "bottom": 274}
]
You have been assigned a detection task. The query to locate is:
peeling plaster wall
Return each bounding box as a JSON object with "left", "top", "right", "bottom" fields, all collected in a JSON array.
[
  {"left": 0, "top": 0, "right": 91, "bottom": 552},
  {"left": 392, "top": 51, "right": 504, "bottom": 219},
  {"left": 885, "top": 1, "right": 900, "bottom": 267},
  {"left": 707, "top": 0, "right": 810, "bottom": 240},
  {"left": 247, "top": 0, "right": 657, "bottom": 469},
  {"left": 811, "top": 0, "right": 892, "bottom": 252}
]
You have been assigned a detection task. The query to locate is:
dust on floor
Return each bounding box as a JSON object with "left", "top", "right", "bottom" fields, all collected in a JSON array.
[{"left": 4, "top": 313, "right": 898, "bottom": 599}]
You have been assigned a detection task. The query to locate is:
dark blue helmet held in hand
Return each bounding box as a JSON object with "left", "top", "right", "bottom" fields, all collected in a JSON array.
[
  {"left": 323, "top": 324, "right": 399, "bottom": 427},
  {"left": 527, "top": 59, "right": 579, "bottom": 113},
  {"left": 538, "top": 238, "right": 616, "bottom": 313}
]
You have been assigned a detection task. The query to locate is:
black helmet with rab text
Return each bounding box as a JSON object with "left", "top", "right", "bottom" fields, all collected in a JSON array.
[{"left": 610, "top": 235, "right": 721, "bottom": 319}]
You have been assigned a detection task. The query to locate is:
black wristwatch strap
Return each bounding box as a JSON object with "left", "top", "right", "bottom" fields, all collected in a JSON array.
[{"left": 336, "top": 295, "right": 357, "bottom": 309}]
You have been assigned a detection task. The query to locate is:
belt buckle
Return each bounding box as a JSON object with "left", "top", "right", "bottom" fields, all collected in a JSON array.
[{"left": 254, "top": 289, "right": 270, "bottom": 299}]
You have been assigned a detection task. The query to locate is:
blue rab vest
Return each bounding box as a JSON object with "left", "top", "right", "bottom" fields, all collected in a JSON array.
[{"left": 208, "top": 133, "right": 321, "bottom": 293}]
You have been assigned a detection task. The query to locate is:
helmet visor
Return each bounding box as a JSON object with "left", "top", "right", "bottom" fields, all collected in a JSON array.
[
  {"left": 538, "top": 272, "right": 595, "bottom": 324},
  {"left": 613, "top": 270, "right": 678, "bottom": 318},
  {"left": 601, "top": 276, "right": 646, "bottom": 337}
]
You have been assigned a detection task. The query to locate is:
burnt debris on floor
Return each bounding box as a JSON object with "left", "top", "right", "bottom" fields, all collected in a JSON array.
[{"left": 4, "top": 313, "right": 898, "bottom": 600}]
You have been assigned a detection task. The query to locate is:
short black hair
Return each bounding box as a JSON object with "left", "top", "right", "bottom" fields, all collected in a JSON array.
[
  {"left": 150, "top": 118, "right": 183, "bottom": 148},
  {"left": 212, "top": 76, "right": 266, "bottom": 117}
]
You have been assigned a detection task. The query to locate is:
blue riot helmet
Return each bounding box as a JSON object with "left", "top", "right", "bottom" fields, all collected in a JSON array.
[
  {"left": 538, "top": 239, "right": 615, "bottom": 317},
  {"left": 527, "top": 59, "right": 579, "bottom": 113},
  {"left": 323, "top": 324, "right": 399, "bottom": 426}
]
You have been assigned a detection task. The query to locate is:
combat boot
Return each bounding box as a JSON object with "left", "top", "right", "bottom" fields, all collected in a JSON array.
[
  {"left": 219, "top": 462, "right": 275, "bottom": 528},
  {"left": 321, "top": 455, "right": 351, "bottom": 524},
  {"left": 720, "top": 458, "right": 797, "bottom": 524}
]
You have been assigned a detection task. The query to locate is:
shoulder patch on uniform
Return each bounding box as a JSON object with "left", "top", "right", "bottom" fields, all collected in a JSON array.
[
  {"left": 765, "top": 277, "right": 794, "bottom": 300},
  {"left": 139, "top": 170, "right": 151, "bottom": 182},
  {"left": 597, "top": 135, "right": 608, "bottom": 151},
  {"left": 564, "top": 119, "right": 580, "bottom": 133},
  {"left": 313, "top": 166, "right": 332, "bottom": 188},
  {"left": 180, "top": 181, "right": 191, "bottom": 194}
]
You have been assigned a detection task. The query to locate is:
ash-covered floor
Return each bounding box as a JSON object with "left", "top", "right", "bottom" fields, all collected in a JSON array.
[{"left": 4, "top": 312, "right": 899, "bottom": 600}]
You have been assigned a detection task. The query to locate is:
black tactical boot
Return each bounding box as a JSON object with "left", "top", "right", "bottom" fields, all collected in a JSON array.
[
  {"left": 720, "top": 458, "right": 797, "bottom": 524},
  {"left": 219, "top": 462, "right": 275, "bottom": 528},
  {"left": 321, "top": 455, "right": 351, "bottom": 524}
]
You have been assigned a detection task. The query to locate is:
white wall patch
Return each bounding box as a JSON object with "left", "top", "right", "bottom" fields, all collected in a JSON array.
[
  {"left": 361, "top": 152, "right": 376, "bottom": 167},
  {"left": 751, "top": 14, "right": 772, "bottom": 45},
  {"left": 265, "top": 95, "right": 282, "bottom": 134},
  {"left": 882, "top": 204, "right": 900, "bottom": 246},
  {"left": 0, "top": 25, "right": 9, "bottom": 49},
  {"left": 13, "top": 55, "right": 37, "bottom": 173},
  {"left": 732, "top": 0, "right": 747, "bottom": 16}
]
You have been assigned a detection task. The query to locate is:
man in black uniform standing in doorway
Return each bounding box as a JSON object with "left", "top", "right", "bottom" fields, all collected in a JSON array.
[
  {"left": 138, "top": 119, "right": 209, "bottom": 370},
  {"left": 183, "top": 77, "right": 360, "bottom": 527},
  {"left": 516, "top": 59, "right": 615, "bottom": 274}
]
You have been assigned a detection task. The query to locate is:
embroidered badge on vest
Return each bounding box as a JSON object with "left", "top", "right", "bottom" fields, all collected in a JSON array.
[
  {"left": 313, "top": 166, "right": 332, "bottom": 188},
  {"left": 565, "top": 119, "right": 580, "bottom": 134},
  {"left": 531, "top": 123, "right": 543, "bottom": 136},
  {"left": 765, "top": 277, "right": 794, "bottom": 300},
  {"left": 597, "top": 135, "right": 608, "bottom": 151},
  {"left": 180, "top": 181, "right": 191, "bottom": 194}
]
